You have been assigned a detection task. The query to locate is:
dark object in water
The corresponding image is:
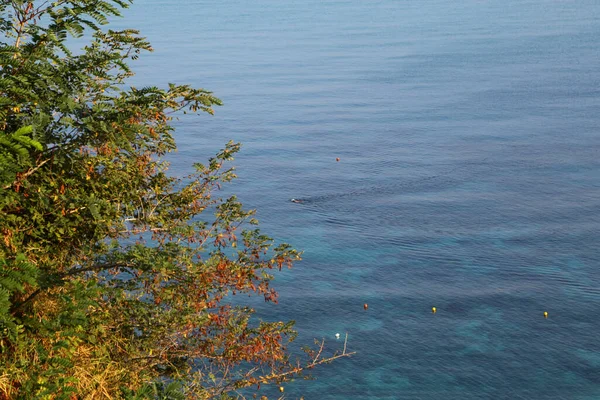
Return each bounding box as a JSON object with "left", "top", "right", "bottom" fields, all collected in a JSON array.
[{"left": 290, "top": 198, "right": 304, "bottom": 203}]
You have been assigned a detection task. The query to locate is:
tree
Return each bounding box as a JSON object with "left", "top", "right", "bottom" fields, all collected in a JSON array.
[{"left": 0, "top": 1, "right": 352, "bottom": 398}]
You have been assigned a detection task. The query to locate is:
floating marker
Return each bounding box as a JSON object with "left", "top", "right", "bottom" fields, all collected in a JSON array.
[
  {"left": 335, "top": 333, "right": 341, "bottom": 339},
  {"left": 279, "top": 386, "right": 284, "bottom": 393},
  {"left": 432, "top": 307, "right": 437, "bottom": 314},
  {"left": 336, "top": 157, "right": 340, "bottom": 162},
  {"left": 544, "top": 311, "right": 548, "bottom": 318},
  {"left": 364, "top": 303, "right": 368, "bottom": 310}
]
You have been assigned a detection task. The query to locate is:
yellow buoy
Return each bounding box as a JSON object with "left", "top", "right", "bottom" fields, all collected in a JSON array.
[
  {"left": 544, "top": 311, "right": 548, "bottom": 318},
  {"left": 432, "top": 307, "right": 437, "bottom": 314},
  {"left": 279, "top": 386, "right": 284, "bottom": 393}
]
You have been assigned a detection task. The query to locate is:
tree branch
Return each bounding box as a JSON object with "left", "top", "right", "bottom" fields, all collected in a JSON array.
[
  {"left": 62, "top": 262, "right": 136, "bottom": 277},
  {"left": 2, "top": 158, "right": 52, "bottom": 190}
]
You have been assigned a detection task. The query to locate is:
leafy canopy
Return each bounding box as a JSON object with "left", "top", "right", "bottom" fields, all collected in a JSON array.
[{"left": 0, "top": 1, "right": 351, "bottom": 398}]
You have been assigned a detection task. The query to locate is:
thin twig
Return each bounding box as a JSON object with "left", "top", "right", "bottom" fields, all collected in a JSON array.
[
  {"left": 343, "top": 332, "right": 348, "bottom": 354},
  {"left": 2, "top": 158, "right": 52, "bottom": 190}
]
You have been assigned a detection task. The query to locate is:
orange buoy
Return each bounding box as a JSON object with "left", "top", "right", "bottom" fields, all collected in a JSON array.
[
  {"left": 336, "top": 157, "right": 340, "bottom": 162},
  {"left": 364, "top": 303, "right": 368, "bottom": 310}
]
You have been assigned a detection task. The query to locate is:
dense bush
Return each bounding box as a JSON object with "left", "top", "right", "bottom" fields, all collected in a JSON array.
[{"left": 0, "top": 1, "right": 350, "bottom": 398}]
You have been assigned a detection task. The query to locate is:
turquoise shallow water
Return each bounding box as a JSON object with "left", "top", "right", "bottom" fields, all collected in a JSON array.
[{"left": 116, "top": 1, "right": 599, "bottom": 398}]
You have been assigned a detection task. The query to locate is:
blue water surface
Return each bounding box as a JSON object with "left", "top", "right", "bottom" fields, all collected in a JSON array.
[{"left": 116, "top": 1, "right": 600, "bottom": 398}]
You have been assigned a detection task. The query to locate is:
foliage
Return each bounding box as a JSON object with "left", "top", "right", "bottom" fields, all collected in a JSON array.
[{"left": 0, "top": 1, "right": 351, "bottom": 398}]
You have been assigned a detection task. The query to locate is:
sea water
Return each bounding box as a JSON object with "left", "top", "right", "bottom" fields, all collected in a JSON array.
[{"left": 115, "top": 1, "right": 600, "bottom": 398}]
